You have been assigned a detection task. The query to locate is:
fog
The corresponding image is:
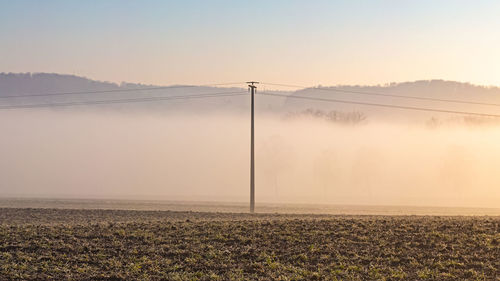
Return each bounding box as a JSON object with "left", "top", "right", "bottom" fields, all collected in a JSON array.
[{"left": 1, "top": 109, "right": 499, "bottom": 209}]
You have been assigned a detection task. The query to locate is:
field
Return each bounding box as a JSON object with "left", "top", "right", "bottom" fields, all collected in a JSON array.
[{"left": 0, "top": 208, "right": 498, "bottom": 280}]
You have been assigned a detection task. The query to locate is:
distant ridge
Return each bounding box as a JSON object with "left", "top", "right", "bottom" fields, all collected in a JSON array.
[
  {"left": 0, "top": 72, "right": 155, "bottom": 96},
  {"left": 0, "top": 72, "right": 251, "bottom": 113},
  {"left": 2, "top": 73, "right": 500, "bottom": 97},
  {"left": 2, "top": 73, "right": 500, "bottom": 120}
]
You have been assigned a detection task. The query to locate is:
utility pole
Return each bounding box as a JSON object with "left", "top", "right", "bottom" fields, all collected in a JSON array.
[{"left": 247, "top": 81, "right": 258, "bottom": 213}]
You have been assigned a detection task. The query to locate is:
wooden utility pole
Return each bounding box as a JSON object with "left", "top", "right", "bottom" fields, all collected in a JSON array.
[{"left": 247, "top": 81, "right": 258, "bottom": 213}]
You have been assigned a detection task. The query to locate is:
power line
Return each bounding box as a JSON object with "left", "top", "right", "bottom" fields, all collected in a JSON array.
[
  {"left": 0, "top": 91, "right": 247, "bottom": 110},
  {"left": 0, "top": 82, "right": 246, "bottom": 99},
  {"left": 258, "top": 92, "right": 500, "bottom": 118},
  {"left": 261, "top": 82, "right": 500, "bottom": 107}
]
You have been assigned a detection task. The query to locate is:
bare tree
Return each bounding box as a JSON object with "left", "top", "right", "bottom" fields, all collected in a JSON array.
[{"left": 286, "top": 108, "right": 367, "bottom": 125}]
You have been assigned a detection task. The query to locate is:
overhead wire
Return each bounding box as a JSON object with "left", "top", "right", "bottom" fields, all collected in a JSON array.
[
  {"left": 261, "top": 82, "right": 500, "bottom": 107},
  {"left": 0, "top": 91, "right": 247, "bottom": 110},
  {"left": 0, "top": 82, "right": 247, "bottom": 99},
  {"left": 3, "top": 80, "right": 500, "bottom": 117},
  {"left": 258, "top": 92, "right": 500, "bottom": 118}
]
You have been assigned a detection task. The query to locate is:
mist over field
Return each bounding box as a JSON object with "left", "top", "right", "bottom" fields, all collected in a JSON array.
[
  {"left": 1, "top": 108, "right": 499, "bottom": 209},
  {"left": 3, "top": 2, "right": 500, "bottom": 280}
]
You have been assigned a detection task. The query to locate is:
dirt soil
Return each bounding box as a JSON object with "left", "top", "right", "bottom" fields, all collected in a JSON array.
[{"left": 0, "top": 208, "right": 498, "bottom": 280}]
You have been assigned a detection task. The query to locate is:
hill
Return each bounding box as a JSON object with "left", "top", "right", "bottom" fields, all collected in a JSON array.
[{"left": 2, "top": 73, "right": 500, "bottom": 121}]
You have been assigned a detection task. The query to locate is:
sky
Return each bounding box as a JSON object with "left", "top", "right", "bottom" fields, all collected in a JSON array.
[{"left": 1, "top": 0, "right": 500, "bottom": 87}]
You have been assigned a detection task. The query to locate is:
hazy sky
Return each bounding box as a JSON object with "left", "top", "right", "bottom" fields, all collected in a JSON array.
[{"left": 1, "top": 0, "right": 500, "bottom": 87}]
